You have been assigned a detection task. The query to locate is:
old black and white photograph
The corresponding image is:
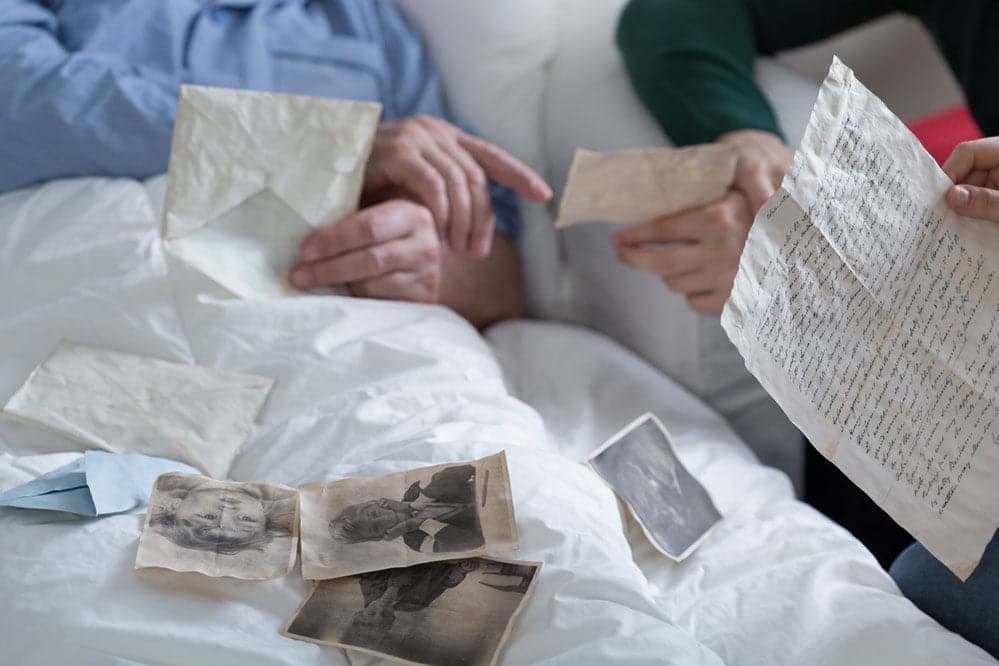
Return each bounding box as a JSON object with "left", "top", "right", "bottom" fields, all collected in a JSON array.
[
  {"left": 283, "top": 556, "right": 541, "bottom": 666},
  {"left": 135, "top": 473, "right": 299, "bottom": 579},
  {"left": 588, "top": 413, "right": 721, "bottom": 561},
  {"left": 299, "top": 452, "right": 518, "bottom": 579}
]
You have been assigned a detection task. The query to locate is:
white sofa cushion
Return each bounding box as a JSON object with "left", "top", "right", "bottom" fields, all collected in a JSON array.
[{"left": 397, "top": 0, "right": 820, "bottom": 485}]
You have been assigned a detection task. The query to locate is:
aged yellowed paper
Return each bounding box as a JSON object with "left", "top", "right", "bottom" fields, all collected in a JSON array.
[
  {"left": 283, "top": 556, "right": 541, "bottom": 666},
  {"left": 299, "top": 452, "right": 518, "bottom": 580},
  {"left": 554, "top": 145, "right": 737, "bottom": 228},
  {"left": 723, "top": 58, "right": 998, "bottom": 580},
  {"left": 135, "top": 473, "right": 299, "bottom": 580}
]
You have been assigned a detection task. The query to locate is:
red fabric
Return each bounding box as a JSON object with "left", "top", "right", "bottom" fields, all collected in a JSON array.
[{"left": 907, "top": 105, "right": 983, "bottom": 166}]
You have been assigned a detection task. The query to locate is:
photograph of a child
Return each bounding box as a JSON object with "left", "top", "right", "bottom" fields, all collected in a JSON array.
[
  {"left": 299, "top": 452, "right": 518, "bottom": 580},
  {"left": 135, "top": 473, "right": 299, "bottom": 580},
  {"left": 588, "top": 413, "right": 721, "bottom": 561},
  {"left": 284, "top": 557, "right": 541, "bottom": 666}
]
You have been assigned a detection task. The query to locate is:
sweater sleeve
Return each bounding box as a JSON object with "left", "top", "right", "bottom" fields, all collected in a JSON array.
[{"left": 615, "top": 0, "right": 897, "bottom": 146}]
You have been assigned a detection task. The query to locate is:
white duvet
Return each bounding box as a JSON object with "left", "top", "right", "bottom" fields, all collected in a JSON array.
[{"left": 0, "top": 178, "right": 993, "bottom": 665}]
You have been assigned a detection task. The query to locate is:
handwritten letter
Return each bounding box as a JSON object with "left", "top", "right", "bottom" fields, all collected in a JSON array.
[{"left": 723, "top": 58, "right": 998, "bottom": 579}]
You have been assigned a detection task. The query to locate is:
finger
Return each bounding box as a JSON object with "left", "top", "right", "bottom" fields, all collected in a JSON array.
[
  {"left": 963, "top": 170, "right": 990, "bottom": 187},
  {"left": 943, "top": 138, "right": 999, "bottom": 183},
  {"left": 947, "top": 184, "right": 999, "bottom": 223},
  {"left": 458, "top": 134, "right": 552, "bottom": 202},
  {"left": 435, "top": 138, "right": 492, "bottom": 256},
  {"left": 351, "top": 269, "right": 438, "bottom": 304},
  {"left": 686, "top": 290, "right": 727, "bottom": 315},
  {"left": 421, "top": 143, "right": 472, "bottom": 252},
  {"left": 616, "top": 243, "right": 702, "bottom": 278},
  {"left": 736, "top": 163, "right": 776, "bottom": 213},
  {"left": 299, "top": 201, "right": 418, "bottom": 263},
  {"left": 297, "top": 233, "right": 433, "bottom": 288},
  {"left": 467, "top": 214, "right": 496, "bottom": 258},
  {"left": 612, "top": 208, "right": 713, "bottom": 246},
  {"left": 662, "top": 270, "right": 717, "bottom": 295},
  {"left": 380, "top": 154, "right": 450, "bottom": 226}
]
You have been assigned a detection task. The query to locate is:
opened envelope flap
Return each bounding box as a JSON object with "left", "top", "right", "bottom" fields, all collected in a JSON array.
[
  {"left": 0, "top": 486, "right": 97, "bottom": 515},
  {"left": 165, "top": 188, "right": 317, "bottom": 299},
  {"left": 0, "top": 460, "right": 87, "bottom": 501},
  {"left": 163, "top": 85, "right": 381, "bottom": 240}
]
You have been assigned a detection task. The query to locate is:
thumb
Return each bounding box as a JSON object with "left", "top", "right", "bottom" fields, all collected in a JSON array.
[
  {"left": 736, "top": 165, "right": 776, "bottom": 214},
  {"left": 947, "top": 184, "right": 999, "bottom": 223}
]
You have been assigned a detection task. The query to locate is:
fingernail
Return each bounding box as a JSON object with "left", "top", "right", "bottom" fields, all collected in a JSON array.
[
  {"left": 952, "top": 185, "right": 971, "bottom": 208},
  {"left": 291, "top": 269, "right": 312, "bottom": 289},
  {"left": 301, "top": 244, "right": 320, "bottom": 262}
]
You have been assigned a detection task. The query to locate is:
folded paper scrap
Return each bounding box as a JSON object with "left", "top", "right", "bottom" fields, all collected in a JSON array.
[
  {"left": 299, "top": 452, "right": 519, "bottom": 580},
  {"left": 135, "top": 473, "right": 300, "bottom": 580},
  {"left": 586, "top": 413, "right": 721, "bottom": 562},
  {"left": 1, "top": 341, "right": 273, "bottom": 479},
  {"left": 722, "top": 57, "right": 999, "bottom": 580},
  {"left": 162, "top": 85, "right": 382, "bottom": 299},
  {"left": 0, "top": 451, "right": 198, "bottom": 516},
  {"left": 554, "top": 145, "right": 737, "bottom": 229}
]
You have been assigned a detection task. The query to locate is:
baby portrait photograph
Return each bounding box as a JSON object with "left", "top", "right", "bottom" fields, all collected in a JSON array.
[{"left": 135, "top": 473, "right": 300, "bottom": 580}]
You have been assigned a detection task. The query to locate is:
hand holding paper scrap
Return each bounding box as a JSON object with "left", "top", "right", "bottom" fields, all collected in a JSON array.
[
  {"left": 299, "top": 452, "right": 518, "bottom": 580},
  {"left": 722, "top": 57, "right": 999, "bottom": 580},
  {"left": 161, "top": 85, "right": 382, "bottom": 299},
  {"left": 587, "top": 413, "right": 721, "bottom": 561},
  {"left": 554, "top": 145, "right": 737, "bottom": 228},
  {"left": 135, "top": 473, "right": 300, "bottom": 580}
]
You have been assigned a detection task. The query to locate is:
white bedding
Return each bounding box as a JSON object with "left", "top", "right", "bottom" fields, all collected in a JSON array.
[{"left": 0, "top": 178, "right": 994, "bottom": 665}]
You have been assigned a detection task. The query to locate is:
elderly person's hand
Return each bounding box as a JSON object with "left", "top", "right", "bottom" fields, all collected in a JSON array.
[
  {"left": 612, "top": 129, "right": 792, "bottom": 315},
  {"left": 943, "top": 137, "right": 999, "bottom": 223},
  {"left": 290, "top": 199, "right": 443, "bottom": 303},
  {"left": 364, "top": 115, "right": 551, "bottom": 258}
]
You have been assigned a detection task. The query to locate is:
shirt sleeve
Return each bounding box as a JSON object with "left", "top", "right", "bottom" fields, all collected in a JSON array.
[
  {"left": 615, "top": 0, "right": 898, "bottom": 146},
  {"left": 0, "top": 1, "right": 179, "bottom": 193},
  {"left": 373, "top": 1, "right": 522, "bottom": 239}
]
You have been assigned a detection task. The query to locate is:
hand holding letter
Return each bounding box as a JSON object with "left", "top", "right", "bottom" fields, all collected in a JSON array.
[{"left": 944, "top": 137, "right": 999, "bottom": 223}]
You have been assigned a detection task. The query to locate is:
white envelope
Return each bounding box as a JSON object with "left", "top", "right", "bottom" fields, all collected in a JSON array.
[
  {"left": 162, "top": 85, "right": 382, "bottom": 298},
  {"left": 2, "top": 342, "right": 274, "bottom": 478}
]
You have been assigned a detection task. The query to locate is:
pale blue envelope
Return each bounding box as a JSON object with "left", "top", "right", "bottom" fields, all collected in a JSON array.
[{"left": 0, "top": 451, "right": 198, "bottom": 516}]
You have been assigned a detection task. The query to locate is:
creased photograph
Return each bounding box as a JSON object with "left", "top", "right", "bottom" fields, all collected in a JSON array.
[
  {"left": 283, "top": 556, "right": 541, "bottom": 666},
  {"left": 135, "top": 473, "right": 299, "bottom": 580},
  {"left": 588, "top": 413, "right": 721, "bottom": 561},
  {"left": 299, "top": 452, "right": 517, "bottom": 580}
]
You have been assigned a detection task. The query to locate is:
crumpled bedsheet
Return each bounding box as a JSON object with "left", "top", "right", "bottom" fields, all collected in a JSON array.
[{"left": 0, "top": 177, "right": 993, "bottom": 665}]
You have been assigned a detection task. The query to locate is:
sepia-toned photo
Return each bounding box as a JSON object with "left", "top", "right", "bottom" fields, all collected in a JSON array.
[
  {"left": 283, "top": 556, "right": 541, "bottom": 666},
  {"left": 299, "top": 452, "right": 518, "bottom": 580},
  {"left": 135, "top": 473, "right": 299, "bottom": 580},
  {"left": 588, "top": 413, "right": 721, "bottom": 561}
]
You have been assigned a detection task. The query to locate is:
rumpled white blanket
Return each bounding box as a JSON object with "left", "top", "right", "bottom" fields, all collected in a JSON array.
[{"left": 0, "top": 177, "right": 993, "bottom": 665}]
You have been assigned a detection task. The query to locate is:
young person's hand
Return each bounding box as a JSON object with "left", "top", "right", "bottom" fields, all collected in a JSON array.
[
  {"left": 363, "top": 115, "right": 551, "bottom": 257},
  {"left": 717, "top": 129, "right": 793, "bottom": 213},
  {"left": 612, "top": 129, "right": 791, "bottom": 315},
  {"left": 613, "top": 189, "right": 753, "bottom": 314},
  {"left": 290, "top": 199, "right": 443, "bottom": 304},
  {"left": 943, "top": 137, "right": 999, "bottom": 223}
]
